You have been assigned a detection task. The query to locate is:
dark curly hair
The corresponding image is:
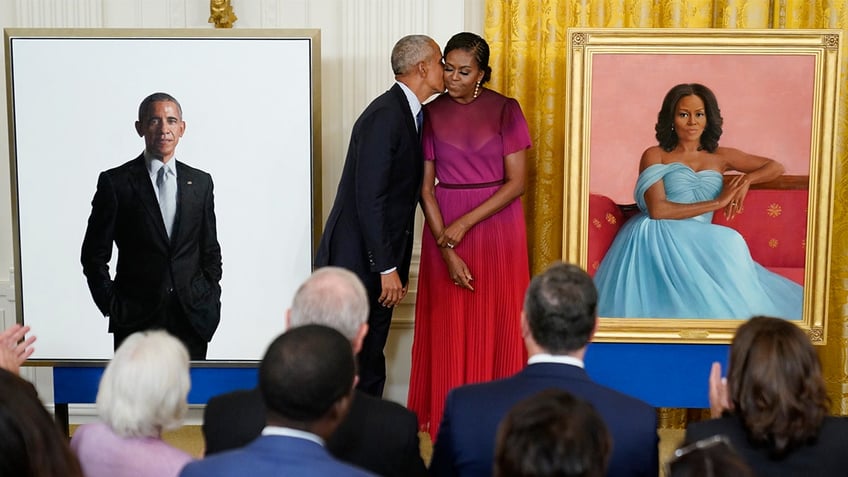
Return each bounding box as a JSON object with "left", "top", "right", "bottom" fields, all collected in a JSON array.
[
  {"left": 727, "top": 316, "right": 830, "bottom": 458},
  {"left": 655, "top": 83, "right": 723, "bottom": 153},
  {"left": 443, "top": 32, "right": 492, "bottom": 85}
]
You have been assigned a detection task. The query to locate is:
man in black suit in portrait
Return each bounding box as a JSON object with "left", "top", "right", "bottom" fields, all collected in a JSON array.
[
  {"left": 202, "top": 267, "right": 427, "bottom": 477},
  {"left": 81, "top": 92, "right": 222, "bottom": 360},
  {"left": 315, "top": 34, "right": 444, "bottom": 397}
]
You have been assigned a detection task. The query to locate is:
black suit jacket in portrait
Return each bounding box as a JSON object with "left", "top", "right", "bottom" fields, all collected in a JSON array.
[
  {"left": 314, "top": 82, "right": 423, "bottom": 296},
  {"left": 685, "top": 415, "right": 848, "bottom": 476},
  {"left": 203, "top": 387, "right": 427, "bottom": 477},
  {"left": 81, "top": 154, "right": 222, "bottom": 343},
  {"left": 430, "top": 363, "right": 659, "bottom": 477}
]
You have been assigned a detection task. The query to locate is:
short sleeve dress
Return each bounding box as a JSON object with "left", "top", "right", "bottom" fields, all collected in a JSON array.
[{"left": 407, "top": 88, "right": 531, "bottom": 438}]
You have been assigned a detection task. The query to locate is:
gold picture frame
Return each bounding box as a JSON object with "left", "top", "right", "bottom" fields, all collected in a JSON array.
[{"left": 563, "top": 28, "right": 842, "bottom": 344}]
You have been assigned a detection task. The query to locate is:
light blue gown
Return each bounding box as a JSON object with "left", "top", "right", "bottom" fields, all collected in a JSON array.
[{"left": 594, "top": 162, "right": 803, "bottom": 319}]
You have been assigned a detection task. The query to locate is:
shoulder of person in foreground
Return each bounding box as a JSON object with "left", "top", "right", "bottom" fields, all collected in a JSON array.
[{"left": 180, "top": 449, "right": 378, "bottom": 477}]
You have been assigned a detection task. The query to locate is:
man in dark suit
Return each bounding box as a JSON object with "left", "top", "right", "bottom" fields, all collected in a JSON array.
[
  {"left": 315, "top": 34, "right": 444, "bottom": 397},
  {"left": 182, "top": 325, "right": 374, "bottom": 477},
  {"left": 429, "top": 262, "right": 659, "bottom": 477},
  {"left": 202, "top": 267, "right": 427, "bottom": 477},
  {"left": 81, "top": 92, "right": 222, "bottom": 360}
]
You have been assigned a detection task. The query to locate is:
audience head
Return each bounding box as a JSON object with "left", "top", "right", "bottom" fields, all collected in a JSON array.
[
  {"left": 96, "top": 330, "right": 190, "bottom": 438},
  {"left": 523, "top": 262, "right": 597, "bottom": 354},
  {"left": 494, "top": 389, "right": 611, "bottom": 477},
  {"left": 0, "top": 368, "right": 83, "bottom": 477},
  {"left": 443, "top": 32, "right": 492, "bottom": 85},
  {"left": 667, "top": 435, "right": 753, "bottom": 477},
  {"left": 259, "top": 324, "right": 355, "bottom": 435},
  {"left": 727, "top": 316, "right": 829, "bottom": 457},
  {"left": 289, "top": 266, "right": 369, "bottom": 345},
  {"left": 655, "top": 83, "right": 723, "bottom": 153}
]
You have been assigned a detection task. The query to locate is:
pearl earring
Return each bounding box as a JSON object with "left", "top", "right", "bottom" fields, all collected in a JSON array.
[{"left": 473, "top": 81, "right": 481, "bottom": 99}]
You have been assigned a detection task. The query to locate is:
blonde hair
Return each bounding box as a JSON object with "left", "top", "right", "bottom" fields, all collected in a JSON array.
[{"left": 96, "top": 330, "right": 190, "bottom": 437}]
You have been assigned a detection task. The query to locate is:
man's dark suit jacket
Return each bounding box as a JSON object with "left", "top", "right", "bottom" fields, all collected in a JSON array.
[
  {"left": 429, "top": 362, "right": 659, "bottom": 477},
  {"left": 203, "top": 387, "right": 427, "bottom": 477},
  {"left": 315, "top": 83, "right": 422, "bottom": 289},
  {"left": 81, "top": 154, "right": 222, "bottom": 342},
  {"left": 314, "top": 83, "right": 424, "bottom": 395},
  {"left": 685, "top": 415, "right": 848, "bottom": 476}
]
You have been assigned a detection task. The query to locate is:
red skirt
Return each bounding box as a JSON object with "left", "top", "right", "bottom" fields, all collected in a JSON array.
[{"left": 407, "top": 184, "right": 529, "bottom": 439}]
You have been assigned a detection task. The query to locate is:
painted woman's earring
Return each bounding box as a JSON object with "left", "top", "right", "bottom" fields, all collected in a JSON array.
[{"left": 473, "top": 81, "right": 481, "bottom": 99}]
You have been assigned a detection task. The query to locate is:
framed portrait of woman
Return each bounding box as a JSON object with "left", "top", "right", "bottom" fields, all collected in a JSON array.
[{"left": 563, "top": 28, "right": 842, "bottom": 344}]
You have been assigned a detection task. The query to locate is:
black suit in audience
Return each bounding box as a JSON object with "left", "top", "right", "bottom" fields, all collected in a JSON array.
[
  {"left": 685, "top": 316, "right": 848, "bottom": 476},
  {"left": 686, "top": 416, "right": 848, "bottom": 476},
  {"left": 429, "top": 262, "right": 658, "bottom": 477},
  {"left": 202, "top": 267, "right": 426, "bottom": 477}
]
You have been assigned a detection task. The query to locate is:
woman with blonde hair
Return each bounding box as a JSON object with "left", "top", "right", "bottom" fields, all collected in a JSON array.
[{"left": 70, "top": 330, "right": 193, "bottom": 477}]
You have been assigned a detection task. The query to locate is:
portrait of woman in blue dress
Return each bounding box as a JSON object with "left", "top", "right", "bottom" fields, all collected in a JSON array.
[{"left": 593, "top": 83, "right": 803, "bottom": 320}]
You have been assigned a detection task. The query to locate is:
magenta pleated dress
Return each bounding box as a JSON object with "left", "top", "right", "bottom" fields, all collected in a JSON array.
[{"left": 407, "top": 89, "right": 531, "bottom": 439}]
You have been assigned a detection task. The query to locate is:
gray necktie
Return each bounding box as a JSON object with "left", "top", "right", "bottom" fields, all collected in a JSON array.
[{"left": 157, "top": 166, "right": 175, "bottom": 238}]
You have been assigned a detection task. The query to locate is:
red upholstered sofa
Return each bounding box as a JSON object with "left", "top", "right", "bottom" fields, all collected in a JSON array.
[{"left": 587, "top": 176, "right": 808, "bottom": 285}]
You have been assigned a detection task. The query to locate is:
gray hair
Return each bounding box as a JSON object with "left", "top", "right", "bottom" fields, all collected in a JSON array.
[
  {"left": 96, "top": 331, "right": 190, "bottom": 438},
  {"left": 289, "top": 267, "right": 369, "bottom": 340},
  {"left": 391, "top": 35, "right": 437, "bottom": 75}
]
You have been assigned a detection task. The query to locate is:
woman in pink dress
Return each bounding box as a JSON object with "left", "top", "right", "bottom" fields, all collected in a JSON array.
[
  {"left": 70, "top": 331, "right": 194, "bottom": 477},
  {"left": 408, "top": 32, "right": 531, "bottom": 438}
]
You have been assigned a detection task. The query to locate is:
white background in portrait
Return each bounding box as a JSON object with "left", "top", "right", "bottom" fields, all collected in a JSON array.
[{"left": 8, "top": 34, "right": 315, "bottom": 361}]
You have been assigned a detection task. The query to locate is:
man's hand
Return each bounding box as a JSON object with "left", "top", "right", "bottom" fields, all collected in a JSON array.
[
  {"left": 379, "top": 270, "right": 406, "bottom": 308},
  {"left": 0, "top": 324, "right": 36, "bottom": 375}
]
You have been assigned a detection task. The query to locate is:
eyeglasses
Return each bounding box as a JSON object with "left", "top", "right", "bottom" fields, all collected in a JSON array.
[{"left": 665, "top": 434, "right": 734, "bottom": 475}]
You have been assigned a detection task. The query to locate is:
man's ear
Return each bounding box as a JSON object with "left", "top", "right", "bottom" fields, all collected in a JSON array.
[
  {"left": 352, "top": 323, "right": 368, "bottom": 355},
  {"left": 520, "top": 311, "right": 530, "bottom": 339},
  {"left": 134, "top": 120, "right": 144, "bottom": 137},
  {"left": 329, "top": 386, "right": 354, "bottom": 422},
  {"left": 589, "top": 317, "right": 599, "bottom": 341}
]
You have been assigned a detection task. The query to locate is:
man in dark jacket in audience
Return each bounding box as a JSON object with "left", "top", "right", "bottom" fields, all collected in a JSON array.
[
  {"left": 429, "top": 262, "right": 659, "bottom": 477},
  {"left": 202, "top": 267, "right": 426, "bottom": 477}
]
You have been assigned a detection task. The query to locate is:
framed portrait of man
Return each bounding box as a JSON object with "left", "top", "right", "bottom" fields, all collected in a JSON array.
[
  {"left": 5, "top": 28, "right": 321, "bottom": 362},
  {"left": 562, "top": 28, "right": 842, "bottom": 344}
]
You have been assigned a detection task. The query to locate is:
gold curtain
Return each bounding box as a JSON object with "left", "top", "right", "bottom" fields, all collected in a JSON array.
[{"left": 484, "top": 0, "right": 848, "bottom": 414}]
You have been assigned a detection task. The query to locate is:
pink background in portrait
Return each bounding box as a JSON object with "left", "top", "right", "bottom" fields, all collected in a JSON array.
[{"left": 589, "top": 54, "right": 814, "bottom": 204}]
